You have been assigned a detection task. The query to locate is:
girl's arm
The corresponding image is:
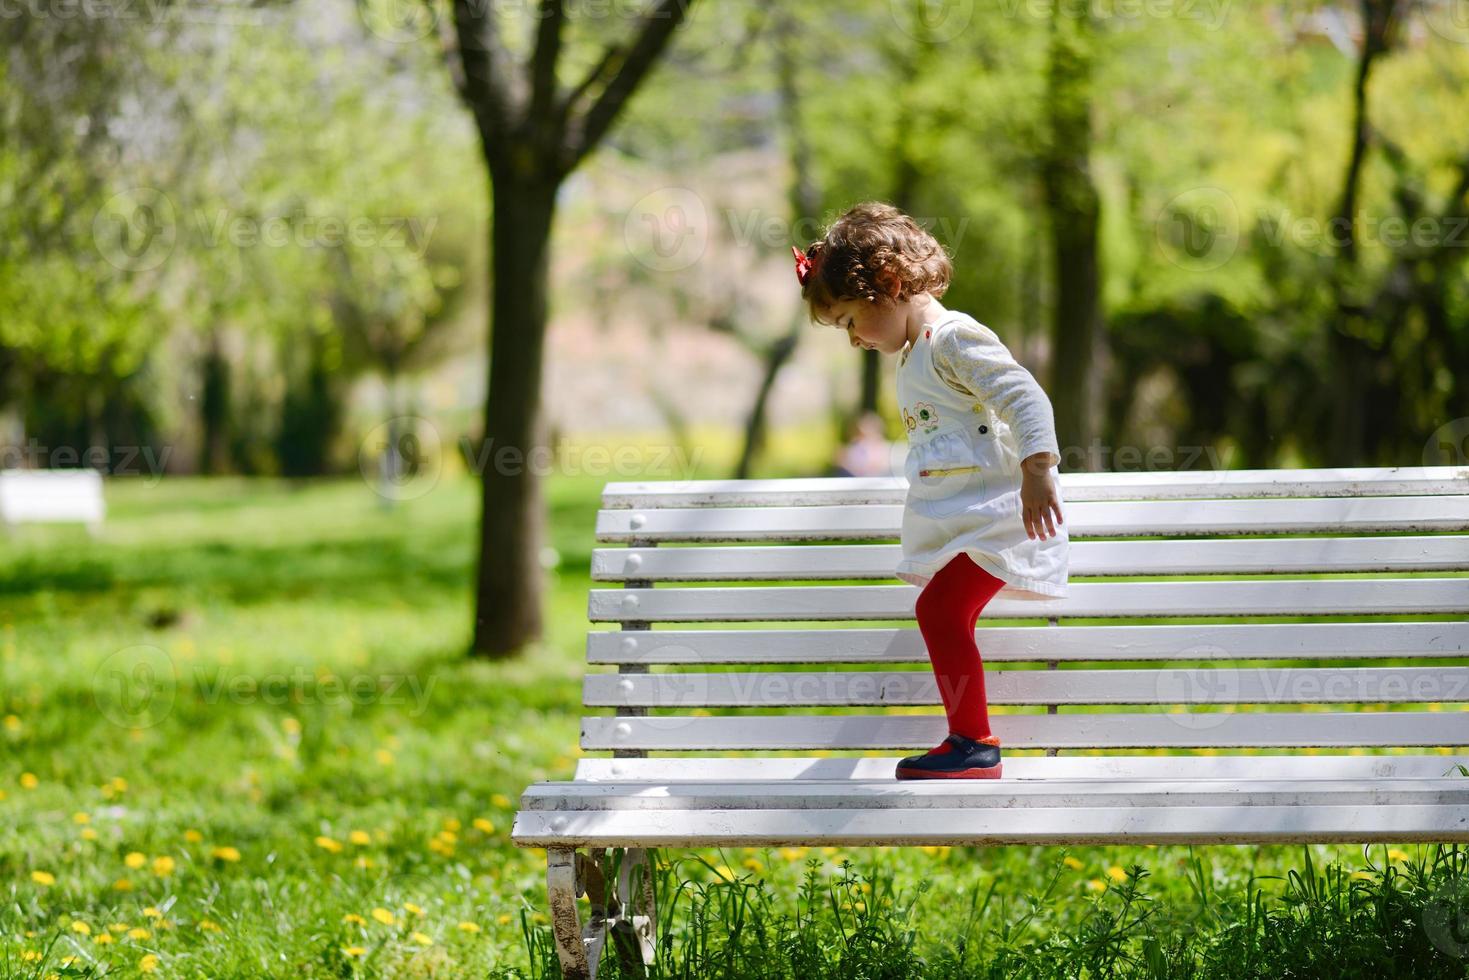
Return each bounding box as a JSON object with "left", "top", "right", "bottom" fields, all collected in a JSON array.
[
  {"left": 930, "top": 320, "right": 1061, "bottom": 473},
  {"left": 932, "top": 320, "right": 1064, "bottom": 540}
]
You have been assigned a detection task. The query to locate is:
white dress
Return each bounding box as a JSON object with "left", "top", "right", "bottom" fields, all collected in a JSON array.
[{"left": 894, "top": 310, "right": 1070, "bottom": 599}]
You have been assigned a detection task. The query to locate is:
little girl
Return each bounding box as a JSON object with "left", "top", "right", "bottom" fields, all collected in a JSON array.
[{"left": 794, "top": 201, "right": 1069, "bottom": 780}]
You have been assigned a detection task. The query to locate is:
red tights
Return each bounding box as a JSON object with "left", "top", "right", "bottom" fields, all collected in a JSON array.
[{"left": 914, "top": 552, "right": 1005, "bottom": 741}]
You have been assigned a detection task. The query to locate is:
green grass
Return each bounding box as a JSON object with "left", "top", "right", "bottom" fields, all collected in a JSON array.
[{"left": 1, "top": 465, "right": 1467, "bottom": 978}]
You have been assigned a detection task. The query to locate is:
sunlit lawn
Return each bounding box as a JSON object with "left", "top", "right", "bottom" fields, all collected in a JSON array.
[{"left": 1, "top": 435, "right": 1466, "bottom": 977}]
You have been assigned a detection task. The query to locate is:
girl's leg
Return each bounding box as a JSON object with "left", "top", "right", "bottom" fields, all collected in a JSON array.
[{"left": 913, "top": 551, "right": 1007, "bottom": 741}]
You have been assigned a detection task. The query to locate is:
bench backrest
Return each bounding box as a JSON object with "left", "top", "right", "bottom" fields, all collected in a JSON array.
[
  {"left": 581, "top": 466, "right": 1469, "bottom": 773},
  {"left": 0, "top": 469, "right": 106, "bottom": 527}
]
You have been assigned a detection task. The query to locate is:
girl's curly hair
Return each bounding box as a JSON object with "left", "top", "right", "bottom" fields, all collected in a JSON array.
[{"left": 797, "top": 201, "right": 953, "bottom": 326}]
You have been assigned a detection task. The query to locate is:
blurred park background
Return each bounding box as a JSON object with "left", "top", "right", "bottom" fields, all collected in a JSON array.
[{"left": 4, "top": 0, "right": 1469, "bottom": 976}]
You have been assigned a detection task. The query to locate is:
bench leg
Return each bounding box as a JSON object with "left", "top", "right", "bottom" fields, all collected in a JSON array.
[
  {"left": 611, "top": 847, "right": 657, "bottom": 976},
  {"left": 546, "top": 847, "right": 604, "bottom": 980},
  {"left": 544, "top": 847, "right": 658, "bottom": 980}
]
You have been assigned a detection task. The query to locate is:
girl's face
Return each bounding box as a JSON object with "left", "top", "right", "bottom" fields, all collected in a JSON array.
[{"left": 825, "top": 296, "right": 912, "bottom": 355}]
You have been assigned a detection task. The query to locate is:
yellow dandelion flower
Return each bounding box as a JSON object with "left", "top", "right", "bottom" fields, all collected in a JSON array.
[
  {"left": 80, "top": 828, "right": 99, "bottom": 841},
  {"left": 151, "top": 855, "right": 175, "bottom": 877},
  {"left": 73, "top": 812, "right": 91, "bottom": 825},
  {"left": 111, "top": 777, "right": 128, "bottom": 791},
  {"left": 1350, "top": 870, "right": 1375, "bottom": 881},
  {"left": 410, "top": 932, "right": 433, "bottom": 946},
  {"left": 20, "top": 772, "right": 38, "bottom": 789},
  {"left": 125, "top": 852, "right": 147, "bottom": 869},
  {"left": 491, "top": 793, "right": 511, "bottom": 808},
  {"left": 71, "top": 922, "right": 92, "bottom": 935},
  {"left": 712, "top": 865, "right": 736, "bottom": 882},
  {"left": 354, "top": 857, "right": 374, "bottom": 869},
  {"left": 282, "top": 717, "right": 302, "bottom": 734},
  {"left": 143, "top": 907, "right": 162, "bottom": 919},
  {"left": 473, "top": 818, "right": 495, "bottom": 834},
  {"left": 108, "top": 923, "right": 131, "bottom": 934},
  {"left": 198, "top": 919, "right": 221, "bottom": 932},
  {"left": 114, "top": 878, "right": 134, "bottom": 891},
  {"left": 343, "top": 946, "right": 367, "bottom": 958},
  {"left": 532, "top": 912, "right": 548, "bottom": 924},
  {"left": 821, "top": 846, "right": 839, "bottom": 856},
  {"left": 442, "top": 818, "right": 462, "bottom": 833},
  {"left": 139, "top": 954, "right": 159, "bottom": 973},
  {"left": 403, "top": 902, "right": 423, "bottom": 916},
  {"left": 1106, "top": 866, "right": 1128, "bottom": 883},
  {"left": 212, "top": 846, "right": 241, "bottom": 862},
  {"left": 22, "top": 951, "right": 42, "bottom": 963},
  {"left": 93, "top": 933, "right": 113, "bottom": 945},
  {"left": 348, "top": 831, "right": 372, "bottom": 846},
  {"left": 496, "top": 913, "right": 512, "bottom": 925},
  {"left": 457, "top": 921, "right": 481, "bottom": 934},
  {"left": 741, "top": 858, "right": 763, "bottom": 873},
  {"left": 1086, "top": 879, "right": 1106, "bottom": 891},
  {"left": 343, "top": 913, "right": 367, "bottom": 925},
  {"left": 436, "top": 830, "right": 458, "bottom": 843},
  {"left": 184, "top": 829, "right": 204, "bottom": 843},
  {"left": 1063, "top": 856, "right": 1084, "bottom": 870},
  {"left": 779, "top": 847, "right": 806, "bottom": 861},
  {"left": 1388, "top": 848, "right": 1410, "bottom": 862},
  {"left": 128, "top": 928, "right": 151, "bottom": 940},
  {"left": 370, "top": 907, "right": 395, "bottom": 925},
  {"left": 919, "top": 845, "right": 939, "bottom": 856},
  {"left": 315, "top": 836, "right": 344, "bottom": 854},
  {"left": 30, "top": 870, "right": 55, "bottom": 886},
  {"left": 374, "top": 749, "right": 394, "bottom": 766}
]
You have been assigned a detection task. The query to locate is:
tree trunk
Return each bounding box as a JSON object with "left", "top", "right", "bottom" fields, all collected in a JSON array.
[
  {"left": 1042, "top": 5, "right": 1103, "bottom": 473},
  {"left": 1327, "top": 0, "right": 1401, "bottom": 465},
  {"left": 200, "top": 329, "right": 230, "bottom": 475},
  {"left": 471, "top": 176, "right": 558, "bottom": 658}
]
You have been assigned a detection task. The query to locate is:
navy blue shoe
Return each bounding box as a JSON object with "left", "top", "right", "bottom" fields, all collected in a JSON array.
[{"left": 895, "top": 732, "right": 1003, "bottom": 780}]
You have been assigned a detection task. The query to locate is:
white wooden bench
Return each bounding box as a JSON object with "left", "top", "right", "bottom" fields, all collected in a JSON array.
[
  {"left": 512, "top": 464, "right": 1469, "bottom": 980},
  {"left": 0, "top": 469, "right": 105, "bottom": 534}
]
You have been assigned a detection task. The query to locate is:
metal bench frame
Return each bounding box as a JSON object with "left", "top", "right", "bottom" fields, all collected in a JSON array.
[{"left": 512, "top": 465, "right": 1469, "bottom": 980}]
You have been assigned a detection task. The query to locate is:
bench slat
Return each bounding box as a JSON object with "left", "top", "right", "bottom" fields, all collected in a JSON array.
[
  {"left": 581, "top": 710, "right": 1469, "bottom": 751},
  {"left": 571, "top": 753, "right": 1469, "bottom": 782},
  {"left": 591, "top": 535, "right": 1469, "bottom": 581},
  {"left": 597, "top": 496, "right": 1469, "bottom": 542},
  {"left": 590, "top": 579, "right": 1469, "bottom": 623},
  {"left": 519, "top": 777, "right": 1469, "bottom": 811},
  {"left": 590, "top": 622, "right": 1469, "bottom": 665},
  {"left": 512, "top": 804, "right": 1469, "bottom": 847},
  {"left": 584, "top": 666, "right": 1469, "bottom": 708},
  {"left": 601, "top": 466, "right": 1469, "bottom": 508}
]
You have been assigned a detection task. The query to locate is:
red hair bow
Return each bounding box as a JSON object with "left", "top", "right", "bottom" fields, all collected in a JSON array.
[{"left": 791, "top": 245, "right": 814, "bottom": 287}]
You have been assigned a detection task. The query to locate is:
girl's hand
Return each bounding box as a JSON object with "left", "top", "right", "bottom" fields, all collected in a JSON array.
[{"left": 1019, "top": 454, "right": 1063, "bottom": 541}]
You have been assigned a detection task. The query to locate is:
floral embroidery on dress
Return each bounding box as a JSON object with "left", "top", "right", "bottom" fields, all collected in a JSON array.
[{"left": 902, "top": 401, "right": 941, "bottom": 436}]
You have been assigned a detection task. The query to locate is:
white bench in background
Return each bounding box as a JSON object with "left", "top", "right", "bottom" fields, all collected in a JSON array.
[
  {"left": 0, "top": 469, "right": 105, "bottom": 534},
  {"left": 513, "top": 464, "right": 1469, "bottom": 980}
]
